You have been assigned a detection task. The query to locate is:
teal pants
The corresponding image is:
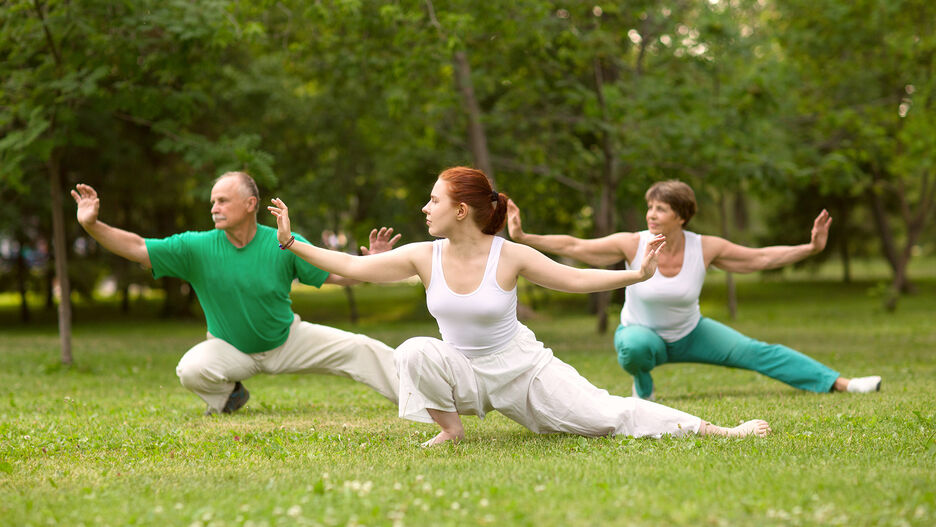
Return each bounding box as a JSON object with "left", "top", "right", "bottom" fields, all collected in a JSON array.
[{"left": 614, "top": 317, "right": 840, "bottom": 398}]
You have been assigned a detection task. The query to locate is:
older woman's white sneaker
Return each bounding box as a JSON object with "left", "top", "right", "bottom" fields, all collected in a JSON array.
[{"left": 846, "top": 376, "right": 882, "bottom": 393}]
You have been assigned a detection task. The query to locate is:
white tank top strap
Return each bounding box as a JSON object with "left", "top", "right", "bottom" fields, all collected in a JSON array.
[{"left": 481, "top": 236, "right": 505, "bottom": 289}]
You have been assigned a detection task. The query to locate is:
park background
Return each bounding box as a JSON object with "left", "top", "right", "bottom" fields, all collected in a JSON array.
[{"left": 1, "top": 1, "right": 934, "bottom": 526}]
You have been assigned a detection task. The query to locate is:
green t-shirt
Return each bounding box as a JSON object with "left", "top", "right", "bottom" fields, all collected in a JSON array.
[{"left": 145, "top": 225, "right": 329, "bottom": 354}]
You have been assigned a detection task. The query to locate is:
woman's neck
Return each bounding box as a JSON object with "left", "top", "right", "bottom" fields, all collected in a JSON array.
[
  {"left": 660, "top": 228, "right": 685, "bottom": 255},
  {"left": 445, "top": 226, "right": 491, "bottom": 257}
]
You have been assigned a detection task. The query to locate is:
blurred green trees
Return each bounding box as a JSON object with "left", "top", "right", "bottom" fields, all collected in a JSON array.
[{"left": 1, "top": 1, "right": 933, "bottom": 351}]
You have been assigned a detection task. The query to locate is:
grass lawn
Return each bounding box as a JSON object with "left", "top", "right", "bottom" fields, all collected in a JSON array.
[{"left": 1, "top": 269, "right": 935, "bottom": 526}]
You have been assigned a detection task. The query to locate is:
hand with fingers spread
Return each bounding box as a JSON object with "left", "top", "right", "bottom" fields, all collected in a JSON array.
[
  {"left": 638, "top": 234, "right": 666, "bottom": 280},
  {"left": 361, "top": 227, "right": 402, "bottom": 255},
  {"left": 506, "top": 199, "right": 525, "bottom": 241},
  {"left": 267, "top": 198, "right": 293, "bottom": 246},
  {"left": 809, "top": 209, "right": 832, "bottom": 254},
  {"left": 71, "top": 184, "right": 101, "bottom": 227}
]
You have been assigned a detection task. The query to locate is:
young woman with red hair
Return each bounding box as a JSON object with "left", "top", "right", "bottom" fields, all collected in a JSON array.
[{"left": 269, "top": 167, "right": 770, "bottom": 445}]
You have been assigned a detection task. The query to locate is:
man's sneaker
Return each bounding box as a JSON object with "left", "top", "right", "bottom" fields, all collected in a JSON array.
[
  {"left": 222, "top": 381, "right": 250, "bottom": 413},
  {"left": 846, "top": 376, "right": 882, "bottom": 393}
]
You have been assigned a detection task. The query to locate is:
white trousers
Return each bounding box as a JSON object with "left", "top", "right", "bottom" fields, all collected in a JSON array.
[
  {"left": 176, "top": 315, "right": 398, "bottom": 412},
  {"left": 395, "top": 324, "right": 701, "bottom": 438}
]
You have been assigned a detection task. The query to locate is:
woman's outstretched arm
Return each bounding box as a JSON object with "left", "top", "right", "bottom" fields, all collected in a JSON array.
[
  {"left": 508, "top": 234, "right": 665, "bottom": 293},
  {"left": 269, "top": 198, "right": 424, "bottom": 283},
  {"left": 506, "top": 199, "right": 639, "bottom": 267},
  {"left": 706, "top": 209, "right": 832, "bottom": 273}
]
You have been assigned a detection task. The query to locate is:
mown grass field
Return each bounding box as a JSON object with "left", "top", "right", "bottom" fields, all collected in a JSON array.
[{"left": 1, "top": 263, "right": 935, "bottom": 526}]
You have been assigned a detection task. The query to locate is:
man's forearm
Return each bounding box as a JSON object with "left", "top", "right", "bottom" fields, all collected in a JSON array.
[{"left": 80, "top": 220, "right": 151, "bottom": 268}]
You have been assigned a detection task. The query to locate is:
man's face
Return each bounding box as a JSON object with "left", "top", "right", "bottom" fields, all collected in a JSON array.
[{"left": 210, "top": 176, "right": 256, "bottom": 231}]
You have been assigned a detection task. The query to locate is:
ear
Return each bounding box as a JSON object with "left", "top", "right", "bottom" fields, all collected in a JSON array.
[
  {"left": 456, "top": 202, "right": 469, "bottom": 220},
  {"left": 246, "top": 196, "right": 259, "bottom": 213}
]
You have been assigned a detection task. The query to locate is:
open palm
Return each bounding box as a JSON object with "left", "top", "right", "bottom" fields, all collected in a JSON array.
[{"left": 71, "top": 184, "right": 100, "bottom": 226}]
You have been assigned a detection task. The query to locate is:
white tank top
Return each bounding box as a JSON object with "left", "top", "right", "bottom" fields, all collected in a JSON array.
[
  {"left": 621, "top": 230, "right": 705, "bottom": 342},
  {"left": 426, "top": 237, "right": 520, "bottom": 357}
]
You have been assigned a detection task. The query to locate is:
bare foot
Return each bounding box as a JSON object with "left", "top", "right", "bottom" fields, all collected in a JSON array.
[
  {"left": 726, "top": 419, "right": 772, "bottom": 438},
  {"left": 420, "top": 430, "right": 465, "bottom": 448}
]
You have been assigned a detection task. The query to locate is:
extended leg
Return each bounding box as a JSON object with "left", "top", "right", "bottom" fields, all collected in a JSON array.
[
  {"left": 671, "top": 318, "right": 840, "bottom": 393},
  {"left": 267, "top": 316, "right": 399, "bottom": 402}
]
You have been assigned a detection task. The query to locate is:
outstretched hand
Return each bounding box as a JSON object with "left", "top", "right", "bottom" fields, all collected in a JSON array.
[
  {"left": 638, "top": 234, "right": 666, "bottom": 280},
  {"left": 361, "top": 227, "right": 402, "bottom": 255},
  {"left": 71, "top": 184, "right": 100, "bottom": 227},
  {"left": 267, "top": 198, "right": 293, "bottom": 245},
  {"left": 506, "top": 199, "right": 524, "bottom": 240},
  {"left": 809, "top": 209, "right": 832, "bottom": 254}
]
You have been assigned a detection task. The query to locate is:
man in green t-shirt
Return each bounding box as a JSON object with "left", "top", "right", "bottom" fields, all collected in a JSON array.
[{"left": 71, "top": 172, "right": 400, "bottom": 414}]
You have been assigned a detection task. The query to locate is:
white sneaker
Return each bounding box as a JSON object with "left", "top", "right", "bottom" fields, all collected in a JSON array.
[
  {"left": 632, "top": 382, "right": 655, "bottom": 401},
  {"left": 846, "top": 376, "right": 882, "bottom": 393}
]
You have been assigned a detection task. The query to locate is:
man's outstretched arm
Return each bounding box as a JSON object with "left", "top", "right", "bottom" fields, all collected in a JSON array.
[{"left": 71, "top": 183, "right": 152, "bottom": 269}]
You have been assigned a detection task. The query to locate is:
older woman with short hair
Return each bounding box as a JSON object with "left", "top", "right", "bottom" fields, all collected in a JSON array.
[{"left": 508, "top": 180, "right": 881, "bottom": 400}]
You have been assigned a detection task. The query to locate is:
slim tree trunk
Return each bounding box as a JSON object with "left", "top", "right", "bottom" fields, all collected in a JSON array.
[
  {"left": 453, "top": 50, "right": 495, "bottom": 182},
  {"left": 425, "top": 1, "right": 495, "bottom": 184},
  {"left": 48, "top": 154, "right": 73, "bottom": 365},
  {"left": 343, "top": 286, "right": 359, "bottom": 325},
  {"left": 591, "top": 57, "right": 619, "bottom": 334},
  {"left": 15, "top": 235, "right": 31, "bottom": 323},
  {"left": 719, "top": 193, "right": 737, "bottom": 320},
  {"left": 45, "top": 259, "right": 55, "bottom": 311},
  {"left": 867, "top": 183, "right": 900, "bottom": 276},
  {"left": 837, "top": 200, "right": 851, "bottom": 283}
]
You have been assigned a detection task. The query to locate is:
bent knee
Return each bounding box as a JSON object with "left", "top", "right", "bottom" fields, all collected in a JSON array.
[
  {"left": 616, "top": 343, "right": 657, "bottom": 373},
  {"left": 394, "top": 337, "right": 440, "bottom": 371},
  {"left": 176, "top": 360, "right": 206, "bottom": 389}
]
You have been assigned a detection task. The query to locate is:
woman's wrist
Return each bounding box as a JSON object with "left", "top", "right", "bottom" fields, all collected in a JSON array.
[{"left": 279, "top": 235, "right": 296, "bottom": 250}]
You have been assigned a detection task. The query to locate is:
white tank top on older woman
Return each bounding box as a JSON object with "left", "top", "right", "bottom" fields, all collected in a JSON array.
[
  {"left": 426, "top": 237, "right": 520, "bottom": 357},
  {"left": 621, "top": 230, "right": 706, "bottom": 342}
]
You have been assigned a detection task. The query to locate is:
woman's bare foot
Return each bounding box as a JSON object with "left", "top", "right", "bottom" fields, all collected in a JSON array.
[
  {"left": 420, "top": 430, "right": 465, "bottom": 448},
  {"left": 726, "top": 419, "right": 772, "bottom": 438},
  {"left": 699, "top": 419, "right": 771, "bottom": 438}
]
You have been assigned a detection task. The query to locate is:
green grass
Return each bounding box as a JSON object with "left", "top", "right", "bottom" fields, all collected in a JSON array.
[{"left": 1, "top": 273, "right": 935, "bottom": 526}]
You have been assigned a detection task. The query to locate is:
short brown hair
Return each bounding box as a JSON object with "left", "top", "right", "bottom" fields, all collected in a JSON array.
[{"left": 645, "top": 180, "right": 696, "bottom": 227}]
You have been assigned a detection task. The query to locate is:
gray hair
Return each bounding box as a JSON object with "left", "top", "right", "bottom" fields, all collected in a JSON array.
[{"left": 215, "top": 171, "right": 259, "bottom": 201}]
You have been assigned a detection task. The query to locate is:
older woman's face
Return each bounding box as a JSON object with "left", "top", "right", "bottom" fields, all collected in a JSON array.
[{"left": 646, "top": 199, "right": 684, "bottom": 234}]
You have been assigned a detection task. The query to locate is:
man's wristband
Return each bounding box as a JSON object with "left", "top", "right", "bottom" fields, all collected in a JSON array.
[{"left": 279, "top": 236, "right": 296, "bottom": 250}]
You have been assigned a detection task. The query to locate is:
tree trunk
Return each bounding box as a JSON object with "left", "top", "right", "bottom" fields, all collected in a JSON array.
[
  {"left": 591, "top": 57, "right": 619, "bottom": 334},
  {"left": 48, "top": 154, "right": 73, "bottom": 365},
  {"left": 867, "top": 173, "right": 934, "bottom": 310},
  {"left": 837, "top": 200, "right": 851, "bottom": 283},
  {"left": 117, "top": 259, "right": 131, "bottom": 313},
  {"left": 425, "top": 1, "right": 495, "bottom": 184},
  {"left": 15, "top": 235, "right": 31, "bottom": 323},
  {"left": 719, "top": 192, "right": 737, "bottom": 319},
  {"left": 452, "top": 50, "right": 495, "bottom": 182},
  {"left": 45, "top": 260, "right": 55, "bottom": 311},
  {"left": 343, "top": 286, "right": 359, "bottom": 325},
  {"left": 867, "top": 183, "right": 900, "bottom": 276}
]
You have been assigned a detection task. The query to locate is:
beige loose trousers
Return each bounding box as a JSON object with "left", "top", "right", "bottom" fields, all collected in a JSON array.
[{"left": 176, "top": 315, "right": 398, "bottom": 413}]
